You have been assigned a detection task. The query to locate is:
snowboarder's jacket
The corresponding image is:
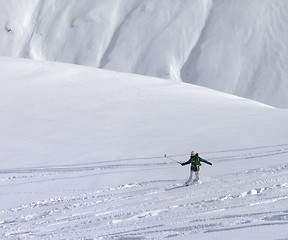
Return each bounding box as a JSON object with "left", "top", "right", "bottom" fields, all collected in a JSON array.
[{"left": 182, "top": 153, "right": 212, "bottom": 172}]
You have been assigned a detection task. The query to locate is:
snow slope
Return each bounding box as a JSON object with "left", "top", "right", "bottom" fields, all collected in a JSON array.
[
  {"left": 0, "top": 0, "right": 288, "bottom": 108},
  {"left": 1, "top": 57, "right": 288, "bottom": 239}
]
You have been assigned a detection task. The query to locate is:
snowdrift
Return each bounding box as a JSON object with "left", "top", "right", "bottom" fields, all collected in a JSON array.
[{"left": 0, "top": 0, "right": 288, "bottom": 107}]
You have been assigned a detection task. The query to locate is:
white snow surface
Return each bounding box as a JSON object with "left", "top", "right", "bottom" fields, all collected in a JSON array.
[
  {"left": 0, "top": 0, "right": 288, "bottom": 108},
  {"left": 1, "top": 57, "right": 288, "bottom": 239}
]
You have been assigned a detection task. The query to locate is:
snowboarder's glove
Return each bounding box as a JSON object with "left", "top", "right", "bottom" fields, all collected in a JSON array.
[
  {"left": 181, "top": 163, "right": 185, "bottom": 166},
  {"left": 207, "top": 162, "right": 212, "bottom": 165}
]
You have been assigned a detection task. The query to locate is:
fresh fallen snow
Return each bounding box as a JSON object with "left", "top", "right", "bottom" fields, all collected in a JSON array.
[
  {"left": 0, "top": 58, "right": 288, "bottom": 239},
  {"left": 1, "top": 0, "right": 288, "bottom": 107}
]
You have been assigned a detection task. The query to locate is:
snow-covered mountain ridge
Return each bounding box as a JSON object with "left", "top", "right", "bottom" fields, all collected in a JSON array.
[{"left": 1, "top": 0, "right": 288, "bottom": 108}]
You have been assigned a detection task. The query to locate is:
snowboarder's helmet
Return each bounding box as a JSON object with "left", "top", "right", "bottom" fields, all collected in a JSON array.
[{"left": 191, "top": 151, "right": 196, "bottom": 156}]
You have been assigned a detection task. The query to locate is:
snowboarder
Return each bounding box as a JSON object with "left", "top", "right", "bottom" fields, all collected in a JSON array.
[{"left": 181, "top": 151, "right": 212, "bottom": 186}]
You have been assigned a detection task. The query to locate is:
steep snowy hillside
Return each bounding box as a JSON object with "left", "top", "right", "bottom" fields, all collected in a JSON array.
[
  {"left": 0, "top": 0, "right": 288, "bottom": 108},
  {"left": 1, "top": 58, "right": 288, "bottom": 239}
]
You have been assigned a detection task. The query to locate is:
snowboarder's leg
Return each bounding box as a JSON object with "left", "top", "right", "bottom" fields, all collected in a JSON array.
[
  {"left": 194, "top": 172, "right": 199, "bottom": 182},
  {"left": 185, "top": 171, "right": 193, "bottom": 186}
]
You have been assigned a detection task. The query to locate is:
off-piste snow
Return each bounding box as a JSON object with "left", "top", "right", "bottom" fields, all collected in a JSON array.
[
  {"left": 1, "top": 0, "right": 288, "bottom": 108},
  {"left": 0, "top": 58, "right": 288, "bottom": 239}
]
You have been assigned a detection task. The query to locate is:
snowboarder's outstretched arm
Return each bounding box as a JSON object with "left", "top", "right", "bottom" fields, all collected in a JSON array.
[
  {"left": 199, "top": 157, "right": 212, "bottom": 165},
  {"left": 181, "top": 158, "right": 192, "bottom": 166}
]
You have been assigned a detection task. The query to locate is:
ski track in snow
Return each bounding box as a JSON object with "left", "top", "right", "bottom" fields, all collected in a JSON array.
[{"left": 1, "top": 145, "right": 288, "bottom": 239}]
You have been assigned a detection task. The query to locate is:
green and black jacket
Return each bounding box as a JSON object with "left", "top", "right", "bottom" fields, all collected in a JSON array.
[{"left": 182, "top": 153, "right": 212, "bottom": 172}]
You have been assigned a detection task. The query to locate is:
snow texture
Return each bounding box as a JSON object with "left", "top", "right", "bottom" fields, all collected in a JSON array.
[
  {"left": 1, "top": 1, "right": 288, "bottom": 239},
  {"left": 0, "top": 57, "right": 288, "bottom": 239},
  {"left": 0, "top": 0, "right": 288, "bottom": 108}
]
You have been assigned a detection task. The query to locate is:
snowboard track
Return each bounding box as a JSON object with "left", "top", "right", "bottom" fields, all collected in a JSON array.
[{"left": 1, "top": 145, "right": 288, "bottom": 239}]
